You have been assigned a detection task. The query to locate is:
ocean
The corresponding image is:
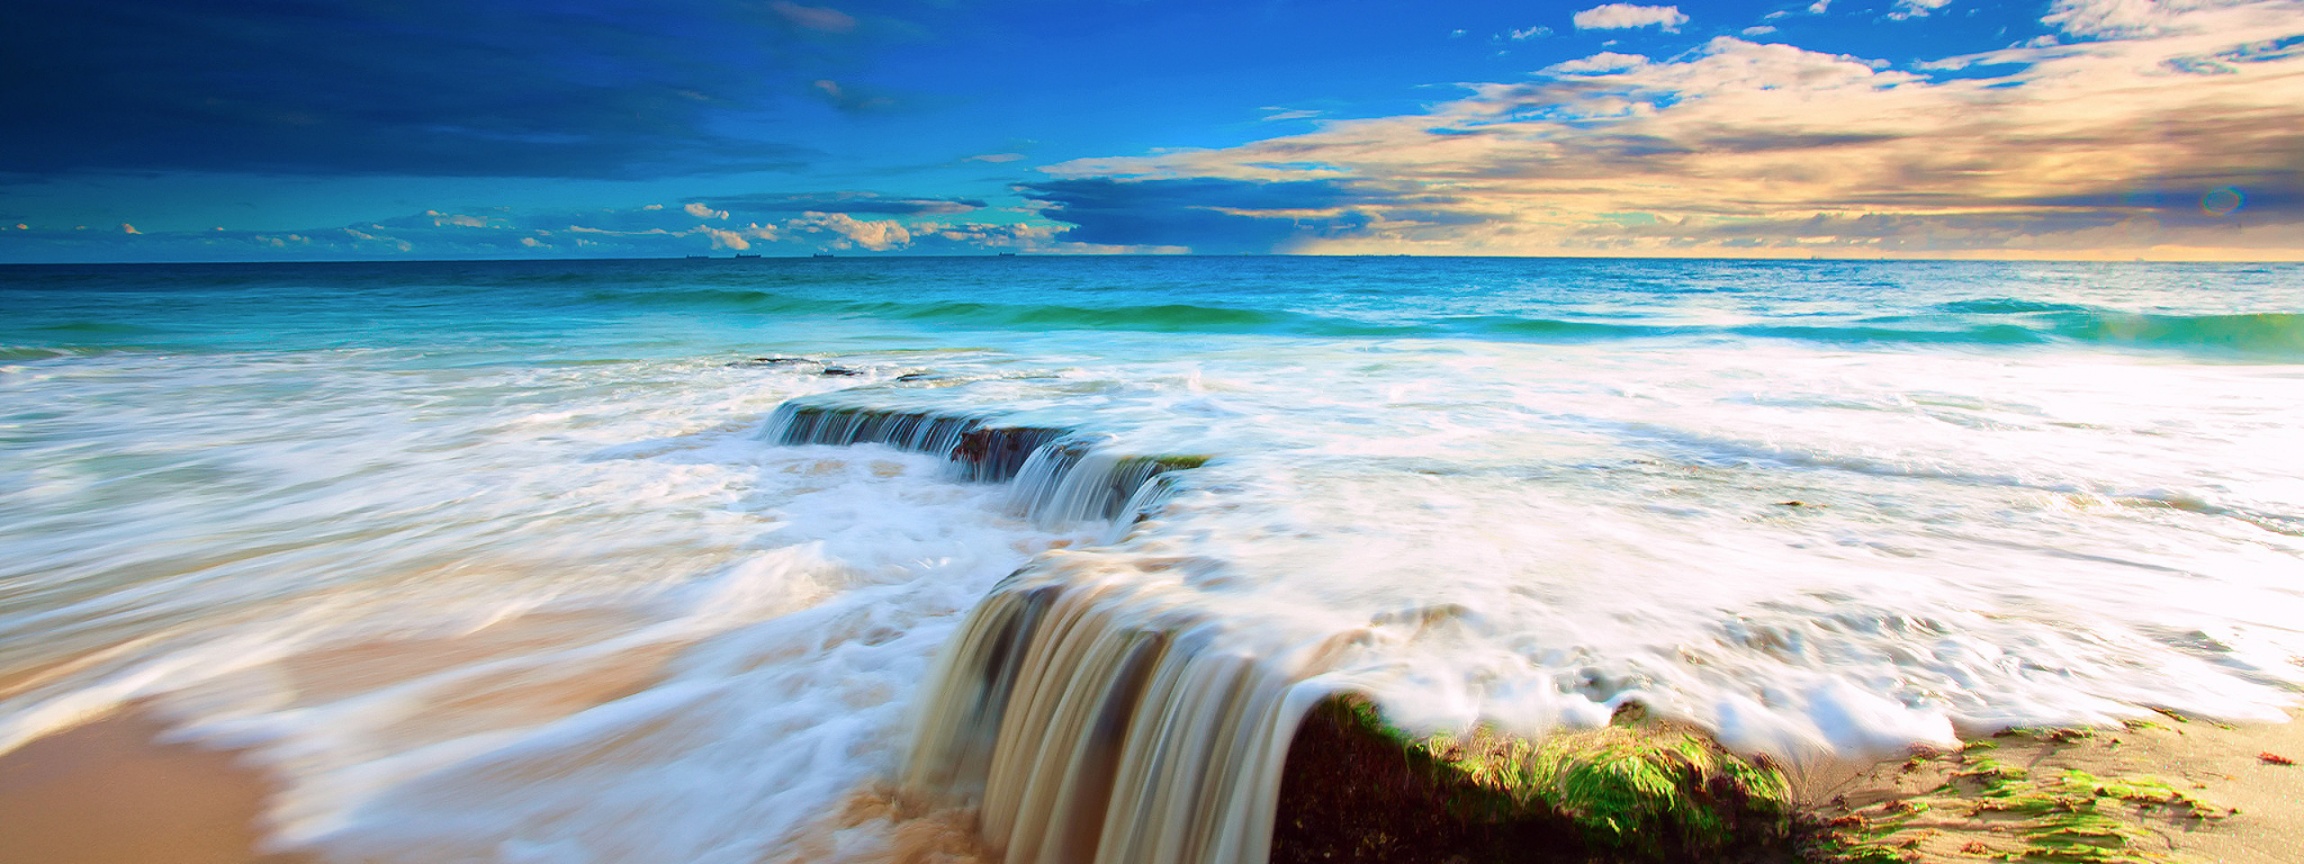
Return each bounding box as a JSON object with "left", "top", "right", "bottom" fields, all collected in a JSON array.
[{"left": 2, "top": 256, "right": 2301, "bottom": 862}]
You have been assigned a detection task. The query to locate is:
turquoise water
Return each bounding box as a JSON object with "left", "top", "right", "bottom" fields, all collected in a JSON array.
[
  {"left": 2, "top": 257, "right": 2301, "bottom": 861},
  {"left": 8, "top": 258, "right": 2304, "bottom": 356}
]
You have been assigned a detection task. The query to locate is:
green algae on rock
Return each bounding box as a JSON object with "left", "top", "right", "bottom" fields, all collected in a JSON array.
[{"left": 1271, "top": 696, "right": 1793, "bottom": 864}]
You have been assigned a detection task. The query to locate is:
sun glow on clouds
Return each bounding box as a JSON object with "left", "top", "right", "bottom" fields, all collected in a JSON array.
[{"left": 1036, "top": 0, "right": 2304, "bottom": 260}]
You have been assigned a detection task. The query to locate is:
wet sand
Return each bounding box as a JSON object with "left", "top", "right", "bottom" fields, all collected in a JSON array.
[
  {"left": 1807, "top": 709, "right": 2304, "bottom": 863},
  {"left": 0, "top": 707, "right": 300, "bottom": 864},
  {"left": 0, "top": 610, "right": 671, "bottom": 864}
]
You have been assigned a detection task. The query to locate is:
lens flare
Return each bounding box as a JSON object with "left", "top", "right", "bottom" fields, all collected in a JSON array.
[{"left": 2202, "top": 186, "right": 2245, "bottom": 216}]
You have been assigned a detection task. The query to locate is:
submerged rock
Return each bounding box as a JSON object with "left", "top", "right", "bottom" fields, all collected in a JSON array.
[
  {"left": 730, "top": 356, "right": 818, "bottom": 368},
  {"left": 952, "top": 425, "right": 1072, "bottom": 482},
  {"left": 1271, "top": 696, "right": 1793, "bottom": 864}
]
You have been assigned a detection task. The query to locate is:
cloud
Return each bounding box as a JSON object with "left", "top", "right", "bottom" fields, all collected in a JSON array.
[
  {"left": 906, "top": 220, "right": 1069, "bottom": 250},
  {"left": 770, "top": 1, "right": 857, "bottom": 33},
  {"left": 1015, "top": 177, "right": 1390, "bottom": 254},
  {"left": 810, "top": 78, "right": 896, "bottom": 112},
  {"left": 2044, "top": 0, "right": 2202, "bottom": 38},
  {"left": 1262, "top": 108, "right": 1323, "bottom": 121},
  {"left": 1743, "top": 25, "right": 1779, "bottom": 36},
  {"left": 690, "top": 191, "right": 984, "bottom": 216},
  {"left": 1889, "top": 0, "right": 1955, "bottom": 20},
  {"left": 1545, "top": 52, "right": 1653, "bottom": 75},
  {"left": 1510, "top": 26, "right": 1555, "bottom": 40},
  {"left": 702, "top": 223, "right": 779, "bottom": 250},
  {"left": 967, "top": 152, "right": 1027, "bottom": 163},
  {"left": 0, "top": 0, "right": 921, "bottom": 178},
  {"left": 1032, "top": 3, "right": 2304, "bottom": 260},
  {"left": 0, "top": 197, "right": 1083, "bottom": 261},
  {"left": 1572, "top": 4, "right": 1691, "bottom": 31},
  {"left": 787, "top": 212, "right": 912, "bottom": 250}
]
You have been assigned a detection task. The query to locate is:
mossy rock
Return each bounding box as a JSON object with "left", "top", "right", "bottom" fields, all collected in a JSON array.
[{"left": 1271, "top": 696, "right": 1793, "bottom": 864}]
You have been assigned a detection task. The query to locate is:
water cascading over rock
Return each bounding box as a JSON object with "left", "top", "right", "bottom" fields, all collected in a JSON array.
[
  {"left": 767, "top": 395, "right": 1795, "bottom": 864},
  {"left": 763, "top": 400, "right": 1200, "bottom": 525},
  {"left": 767, "top": 396, "right": 1339, "bottom": 863},
  {"left": 899, "top": 560, "right": 1352, "bottom": 864}
]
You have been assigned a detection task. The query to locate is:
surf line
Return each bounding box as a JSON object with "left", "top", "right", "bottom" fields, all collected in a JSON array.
[{"left": 765, "top": 397, "right": 1795, "bottom": 864}]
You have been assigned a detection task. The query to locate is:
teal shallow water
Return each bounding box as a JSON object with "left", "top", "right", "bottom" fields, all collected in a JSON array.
[
  {"left": 1, "top": 257, "right": 2299, "bottom": 861},
  {"left": 6, "top": 257, "right": 2303, "bottom": 356}
]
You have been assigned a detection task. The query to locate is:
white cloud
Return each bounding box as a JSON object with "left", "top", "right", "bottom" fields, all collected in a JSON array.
[
  {"left": 1510, "top": 26, "right": 1555, "bottom": 40},
  {"left": 1545, "top": 51, "right": 1654, "bottom": 75},
  {"left": 770, "top": 1, "right": 856, "bottom": 33},
  {"left": 119, "top": 223, "right": 139, "bottom": 234},
  {"left": 684, "top": 202, "right": 727, "bottom": 219},
  {"left": 700, "top": 223, "right": 778, "bottom": 251},
  {"left": 1262, "top": 108, "right": 1322, "bottom": 121},
  {"left": 1572, "top": 4, "right": 1691, "bottom": 31},
  {"left": 788, "top": 212, "right": 912, "bottom": 251},
  {"left": 424, "top": 210, "right": 501, "bottom": 229},
  {"left": 914, "top": 220, "right": 1068, "bottom": 250},
  {"left": 967, "top": 152, "right": 1026, "bottom": 162},
  {"left": 1808, "top": 0, "right": 1833, "bottom": 12},
  {"left": 2039, "top": 0, "right": 2260, "bottom": 38},
  {"left": 1744, "top": 25, "right": 1780, "bottom": 35},
  {"left": 1889, "top": 0, "right": 1955, "bottom": 20}
]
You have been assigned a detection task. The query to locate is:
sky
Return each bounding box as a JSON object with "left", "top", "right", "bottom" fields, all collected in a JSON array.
[{"left": 0, "top": 0, "right": 2298, "bottom": 262}]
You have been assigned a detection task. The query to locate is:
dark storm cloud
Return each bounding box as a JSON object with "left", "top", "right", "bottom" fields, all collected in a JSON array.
[
  {"left": 1016, "top": 178, "right": 1384, "bottom": 253},
  {"left": 0, "top": 0, "right": 898, "bottom": 178},
  {"left": 689, "top": 192, "right": 986, "bottom": 217}
]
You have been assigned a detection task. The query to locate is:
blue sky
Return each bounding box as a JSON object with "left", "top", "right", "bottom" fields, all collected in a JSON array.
[{"left": 2, "top": 0, "right": 2297, "bottom": 261}]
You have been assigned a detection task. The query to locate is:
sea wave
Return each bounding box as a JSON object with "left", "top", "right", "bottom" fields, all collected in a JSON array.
[
  {"left": 535, "top": 285, "right": 2304, "bottom": 358},
  {"left": 2053, "top": 311, "right": 2304, "bottom": 355}
]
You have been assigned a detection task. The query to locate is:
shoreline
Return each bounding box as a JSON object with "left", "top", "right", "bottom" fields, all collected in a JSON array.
[
  {"left": 1803, "top": 707, "right": 2304, "bottom": 864},
  {"left": 1, "top": 701, "right": 2296, "bottom": 863},
  {"left": 0, "top": 704, "right": 306, "bottom": 864}
]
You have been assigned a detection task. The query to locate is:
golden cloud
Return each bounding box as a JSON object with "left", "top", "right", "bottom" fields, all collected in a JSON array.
[{"left": 1043, "top": 0, "right": 2304, "bottom": 260}]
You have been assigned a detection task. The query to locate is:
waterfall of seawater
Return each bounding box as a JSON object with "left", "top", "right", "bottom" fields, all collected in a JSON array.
[
  {"left": 764, "top": 400, "right": 1196, "bottom": 531},
  {"left": 901, "top": 558, "right": 1346, "bottom": 864},
  {"left": 768, "top": 397, "right": 1336, "bottom": 864}
]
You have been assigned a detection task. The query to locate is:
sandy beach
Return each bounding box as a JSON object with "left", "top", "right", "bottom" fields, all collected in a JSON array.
[
  {"left": 0, "top": 706, "right": 297, "bottom": 864},
  {"left": 1805, "top": 709, "right": 2304, "bottom": 863}
]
